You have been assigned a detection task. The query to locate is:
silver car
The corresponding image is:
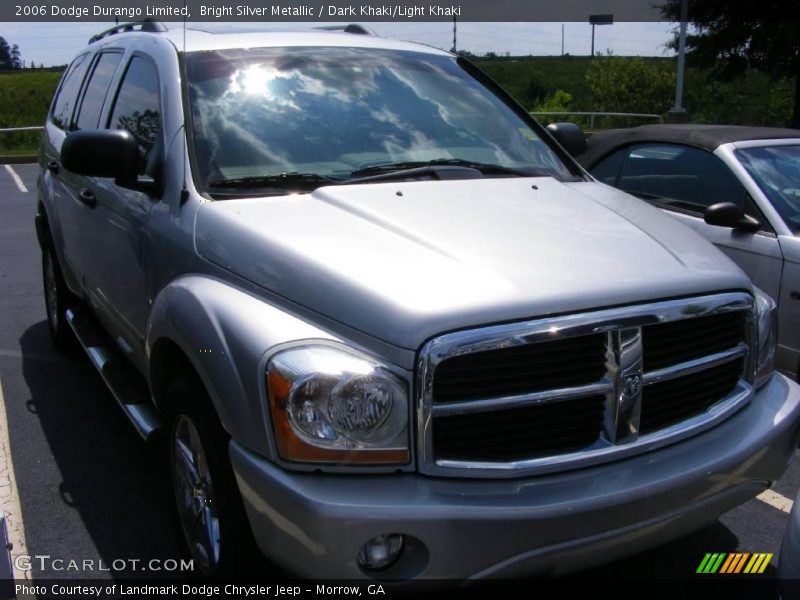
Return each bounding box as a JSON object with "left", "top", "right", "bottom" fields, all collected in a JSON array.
[
  {"left": 580, "top": 125, "right": 800, "bottom": 381},
  {"left": 35, "top": 22, "right": 800, "bottom": 579}
]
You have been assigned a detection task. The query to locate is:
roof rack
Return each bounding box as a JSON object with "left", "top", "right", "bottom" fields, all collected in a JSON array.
[
  {"left": 315, "top": 24, "right": 378, "bottom": 36},
  {"left": 88, "top": 19, "right": 168, "bottom": 44}
]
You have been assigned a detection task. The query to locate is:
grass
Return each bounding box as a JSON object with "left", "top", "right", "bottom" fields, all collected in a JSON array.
[
  {"left": 0, "top": 57, "right": 794, "bottom": 158},
  {"left": 0, "top": 69, "right": 62, "bottom": 155}
]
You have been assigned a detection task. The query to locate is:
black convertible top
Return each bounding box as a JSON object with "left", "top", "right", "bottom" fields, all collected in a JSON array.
[{"left": 578, "top": 124, "right": 800, "bottom": 168}]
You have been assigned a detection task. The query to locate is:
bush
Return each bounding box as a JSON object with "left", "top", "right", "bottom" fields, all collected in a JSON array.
[{"left": 586, "top": 53, "right": 675, "bottom": 117}]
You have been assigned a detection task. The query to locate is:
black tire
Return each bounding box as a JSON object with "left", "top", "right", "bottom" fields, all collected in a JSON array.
[
  {"left": 165, "top": 374, "right": 258, "bottom": 578},
  {"left": 41, "top": 237, "right": 78, "bottom": 352}
]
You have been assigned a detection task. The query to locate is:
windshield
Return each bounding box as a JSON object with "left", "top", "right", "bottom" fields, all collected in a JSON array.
[
  {"left": 736, "top": 144, "right": 800, "bottom": 233},
  {"left": 184, "top": 47, "right": 575, "bottom": 195}
]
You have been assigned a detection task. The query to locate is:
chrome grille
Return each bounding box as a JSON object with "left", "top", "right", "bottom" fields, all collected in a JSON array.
[
  {"left": 433, "top": 395, "right": 606, "bottom": 462},
  {"left": 417, "top": 293, "right": 755, "bottom": 478},
  {"left": 640, "top": 358, "right": 744, "bottom": 434},
  {"left": 433, "top": 334, "right": 606, "bottom": 403}
]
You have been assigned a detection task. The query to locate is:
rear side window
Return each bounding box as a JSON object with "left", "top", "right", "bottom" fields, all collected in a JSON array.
[
  {"left": 51, "top": 53, "right": 90, "bottom": 130},
  {"left": 107, "top": 56, "right": 162, "bottom": 175},
  {"left": 74, "top": 52, "right": 123, "bottom": 131}
]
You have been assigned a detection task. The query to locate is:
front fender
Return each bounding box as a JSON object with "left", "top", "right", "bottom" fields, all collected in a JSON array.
[{"left": 145, "top": 275, "right": 340, "bottom": 458}]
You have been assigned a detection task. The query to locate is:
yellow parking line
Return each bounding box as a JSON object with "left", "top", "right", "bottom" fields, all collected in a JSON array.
[
  {"left": 0, "top": 378, "right": 29, "bottom": 579},
  {"left": 3, "top": 165, "right": 29, "bottom": 193}
]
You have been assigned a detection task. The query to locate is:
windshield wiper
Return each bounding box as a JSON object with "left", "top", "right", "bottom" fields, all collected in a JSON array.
[
  {"left": 349, "top": 159, "right": 541, "bottom": 179},
  {"left": 207, "top": 172, "right": 339, "bottom": 191}
]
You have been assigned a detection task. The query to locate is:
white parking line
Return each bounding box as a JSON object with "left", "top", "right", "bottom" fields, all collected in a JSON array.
[
  {"left": 0, "top": 378, "right": 29, "bottom": 579},
  {"left": 757, "top": 489, "right": 794, "bottom": 514},
  {"left": 4, "top": 164, "right": 29, "bottom": 193}
]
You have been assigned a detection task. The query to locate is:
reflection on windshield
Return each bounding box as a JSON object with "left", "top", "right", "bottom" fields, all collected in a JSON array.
[
  {"left": 185, "top": 47, "right": 572, "bottom": 193},
  {"left": 736, "top": 145, "right": 800, "bottom": 232}
]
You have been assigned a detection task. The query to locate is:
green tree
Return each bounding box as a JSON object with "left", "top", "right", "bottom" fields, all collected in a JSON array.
[
  {"left": 661, "top": 0, "right": 800, "bottom": 127},
  {"left": 532, "top": 89, "right": 573, "bottom": 113},
  {"left": 0, "top": 38, "right": 23, "bottom": 70},
  {"left": 10, "top": 44, "right": 22, "bottom": 69},
  {"left": 0, "top": 37, "right": 11, "bottom": 70},
  {"left": 525, "top": 75, "right": 547, "bottom": 107},
  {"left": 586, "top": 53, "right": 675, "bottom": 116}
]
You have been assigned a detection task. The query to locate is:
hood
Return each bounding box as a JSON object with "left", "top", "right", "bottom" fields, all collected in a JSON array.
[{"left": 195, "top": 177, "right": 751, "bottom": 350}]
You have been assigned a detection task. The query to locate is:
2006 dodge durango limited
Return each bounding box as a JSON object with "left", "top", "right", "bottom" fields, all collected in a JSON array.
[{"left": 35, "top": 21, "right": 800, "bottom": 579}]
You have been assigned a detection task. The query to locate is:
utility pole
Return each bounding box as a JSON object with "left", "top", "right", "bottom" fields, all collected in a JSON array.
[
  {"left": 561, "top": 24, "right": 565, "bottom": 56},
  {"left": 451, "top": 16, "right": 457, "bottom": 53}
]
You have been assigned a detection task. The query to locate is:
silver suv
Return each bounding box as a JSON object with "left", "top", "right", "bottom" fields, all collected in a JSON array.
[{"left": 36, "top": 21, "right": 800, "bottom": 579}]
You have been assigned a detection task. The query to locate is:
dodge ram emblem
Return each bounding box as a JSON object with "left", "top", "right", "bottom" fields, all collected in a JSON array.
[{"left": 622, "top": 374, "right": 642, "bottom": 398}]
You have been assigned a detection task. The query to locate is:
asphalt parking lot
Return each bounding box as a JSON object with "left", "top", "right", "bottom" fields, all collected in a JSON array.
[{"left": 0, "top": 162, "right": 798, "bottom": 586}]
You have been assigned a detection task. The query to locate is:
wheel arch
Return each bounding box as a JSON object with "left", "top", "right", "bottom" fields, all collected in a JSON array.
[
  {"left": 149, "top": 337, "right": 200, "bottom": 413},
  {"left": 145, "top": 274, "right": 340, "bottom": 460}
]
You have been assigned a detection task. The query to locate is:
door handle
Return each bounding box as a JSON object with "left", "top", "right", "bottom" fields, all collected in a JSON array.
[
  {"left": 47, "top": 160, "right": 60, "bottom": 174},
  {"left": 78, "top": 188, "right": 96, "bottom": 208}
]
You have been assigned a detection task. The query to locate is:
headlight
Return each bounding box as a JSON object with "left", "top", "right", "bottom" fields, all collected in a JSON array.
[
  {"left": 754, "top": 287, "right": 778, "bottom": 388},
  {"left": 266, "top": 345, "right": 409, "bottom": 465}
]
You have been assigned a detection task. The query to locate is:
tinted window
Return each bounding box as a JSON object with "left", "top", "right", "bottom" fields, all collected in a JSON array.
[
  {"left": 51, "top": 53, "right": 90, "bottom": 130},
  {"left": 590, "top": 147, "right": 627, "bottom": 185},
  {"left": 108, "top": 57, "right": 161, "bottom": 175},
  {"left": 74, "top": 52, "right": 122, "bottom": 131},
  {"left": 617, "top": 144, "right": 748, "bottom": 214}
]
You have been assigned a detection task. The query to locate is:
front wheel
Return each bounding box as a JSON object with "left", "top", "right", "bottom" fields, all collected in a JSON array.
[
  {"left": 42, "top": 239, "right": 77, "bottom": 351},
  {"left": 172, "top": 412, "right": 222, "bottom": 572},
  {"left": 166, "top": 376, "right": 257, "bottom": 578}
]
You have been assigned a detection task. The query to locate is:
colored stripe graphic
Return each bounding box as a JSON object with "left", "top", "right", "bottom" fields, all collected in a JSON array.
[
  {"left": 720, "top": 553, "right": 737, "bottom": 573},
  {"left": 733, "top": 553, "right": 750, "bottom": 573},
  {"left": 697, "top": 553, "right": 714, "bottom": 573},
  {"left": 744, "top": 553, "right": 773, "bottom": 574},
  {"left": 719, "top": 554, "right": 736, "bottom": 573},
  {"left": 759, "top": 554, "right": 774, "bottom": 573},
  {"left": 697, "top": 552, "right": 772, "bottom": 574},
  {"left": 697, "top": 553, "right": 727, "bottom": 573}
]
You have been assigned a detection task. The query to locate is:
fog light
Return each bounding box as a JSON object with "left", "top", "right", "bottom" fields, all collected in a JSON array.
[{"left": 357, "top": 534, "right": 404, "bottom": 570}]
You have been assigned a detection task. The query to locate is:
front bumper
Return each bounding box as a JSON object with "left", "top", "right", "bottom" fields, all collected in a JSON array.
[{"left": 231, "top": 374, "right": 800, "bottom": 580}]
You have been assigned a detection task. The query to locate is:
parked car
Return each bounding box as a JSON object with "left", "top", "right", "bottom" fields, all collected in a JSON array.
[
  {"left": 36, "top": 22, "right": 800, "bottom": 580},
  {"left": 577, "top": 124, "right": 800, "bottom": 381}
]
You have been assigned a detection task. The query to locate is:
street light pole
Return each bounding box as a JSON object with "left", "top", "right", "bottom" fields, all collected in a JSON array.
[
  {"left": 588, "top": 14, "right": 613, "bottom": 57},
  {"left": 673, "top": 0, "right": 688, "bottom": 111},
  {"left": 669, "top": 0, "right": 689, "bottom": 122}
]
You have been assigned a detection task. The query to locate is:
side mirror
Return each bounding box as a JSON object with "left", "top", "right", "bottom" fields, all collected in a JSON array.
[
  {"left": 61, "top": 129, "right": 138, "bottom": 184},
  {"left": 704, "top": 202, "right": 761, "bottom": 233},
  {"left": 546, "top": 122, "right": 587, "bottom": 156}
]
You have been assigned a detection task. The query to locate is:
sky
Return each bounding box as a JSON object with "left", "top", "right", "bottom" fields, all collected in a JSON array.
[{"left": 0, "top": 21, "right": 677, "bottom": 67}]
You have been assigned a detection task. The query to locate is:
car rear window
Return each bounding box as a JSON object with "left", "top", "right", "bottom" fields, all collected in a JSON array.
[
  {"left": 74, "top": 52, "right": 123, "bottom": 131},
  {"left": 50, "top": 53, "right": 90, "bottom": 130},
  {"left": 107, "top": 56, "right": 162, "bottom": 176}
]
